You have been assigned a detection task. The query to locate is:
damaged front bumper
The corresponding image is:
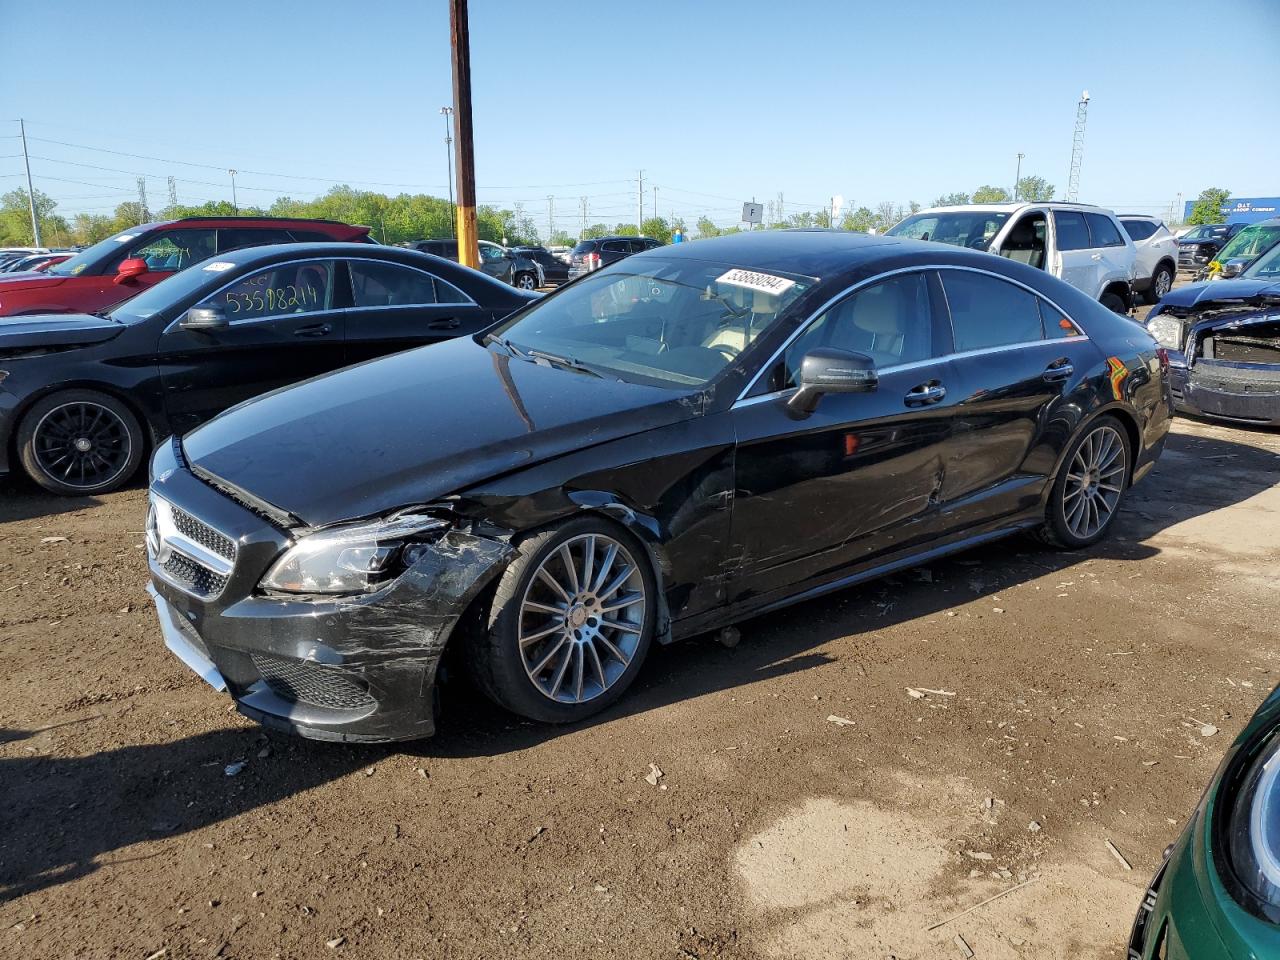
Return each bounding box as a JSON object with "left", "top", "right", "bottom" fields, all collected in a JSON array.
[
  {"left": 147, "top": 442, "right": 515, "bottom": 743},
  {"left": 1170, "top": 360, "right": 1280, "bottom": 427}
]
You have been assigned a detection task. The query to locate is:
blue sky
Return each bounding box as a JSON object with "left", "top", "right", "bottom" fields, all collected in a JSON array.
[{"left": 3, "top": 0, "right": 1278, "bottom": 232}]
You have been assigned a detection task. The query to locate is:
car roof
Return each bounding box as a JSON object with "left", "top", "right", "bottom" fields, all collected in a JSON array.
[
  {"left": 133, "top": 216, "right": 367, "bottom": 231},
  {"left": 627, "top": 228, "right": 916, "bottom": 278},
  {"left": 918, "top": 202, "right": 1115, "bottom": 215}
]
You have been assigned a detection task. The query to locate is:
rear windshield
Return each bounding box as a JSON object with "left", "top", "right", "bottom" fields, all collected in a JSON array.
[{"left": 571, "top": 241, "right": 598, "bottom": 254}]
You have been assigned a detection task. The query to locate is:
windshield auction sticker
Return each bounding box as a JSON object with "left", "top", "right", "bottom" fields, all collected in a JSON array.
[
  {"left": 716, "top": 268, "right": 796, "bottom": 296},
  {"left": 202, "top": 261, "right": 236, "bottom": 272}
]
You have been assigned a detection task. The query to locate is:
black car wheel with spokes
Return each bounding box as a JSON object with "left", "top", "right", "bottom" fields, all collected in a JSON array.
[
  {"left": 1039, "top": 416, "right": 1131, "bottom": 549},
  {"left": 17, "top": 390, "right": 145, "bottom": 495},
  {"left": 514, "top": 271, "right": 538, "bottom": 291},
  {"left": 468, "top": 516, "right": 657, "bottom": 723}
]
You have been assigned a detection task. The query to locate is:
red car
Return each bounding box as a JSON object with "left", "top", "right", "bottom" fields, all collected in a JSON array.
[{"left": 0, "top": 217, "right": 371, "bottom": 317}]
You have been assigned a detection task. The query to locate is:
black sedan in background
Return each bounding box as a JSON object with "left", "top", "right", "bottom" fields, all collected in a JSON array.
[
  {"left": 0, "top": 243, "right": 534, "bottom": 495},
  {"left": 1178, "top": 222, "right": 1245, "bottom": 276},
  {"left": 511, "top": 245, "right": 570, "bottom": 286},
  {"left": 146, "top": 230, "right": 1171, "bottom": 743}
]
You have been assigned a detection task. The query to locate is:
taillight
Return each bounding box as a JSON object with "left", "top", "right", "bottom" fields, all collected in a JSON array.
[
  {"left": 587, "top": 253, "right": 601, "bottom": 270},
  {"left": 1156, "top": 347, "right": 1170, "bottom": 373}
]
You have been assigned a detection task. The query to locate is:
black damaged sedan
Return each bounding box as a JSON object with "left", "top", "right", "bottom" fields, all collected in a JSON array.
[{"left": 146, "top": 230, "right": 1172, "bottom": 742}]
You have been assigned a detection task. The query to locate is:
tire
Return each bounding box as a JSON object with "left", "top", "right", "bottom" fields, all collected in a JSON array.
[
  {"left": 467, "top": 516, "right": 657, "bottom": 724},
  {"left": 1037, "top": 415, "right": 1131, "bottom": 549},
  {"left": 514, "top": 271, "right": 538, "bottom": 291},
  {"left": 17, "top": 389, "right": 145, "bottom": 496},
  {"left": 1100, "top": 292, "right": 1127, "bottom": 315},
  {"left": 1144, "top": 264, "right": 1174, "bottom": 305}
]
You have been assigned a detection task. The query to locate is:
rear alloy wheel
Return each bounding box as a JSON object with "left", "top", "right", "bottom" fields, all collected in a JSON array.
[
  {"left": 1145, "top": 264, "right": 1174, "bottom": 304},
  {"left": 1040, "top": 417, "right": 1130, "bottom": 549},
  {"left": 469, "top": 518, "right": 656, "bottom": 723},
  {"left": 17, "top": 390, "right": 145, "bottom": 496},
  {"left": 514, "top": 271, "right": 538, "bottom": 291}
]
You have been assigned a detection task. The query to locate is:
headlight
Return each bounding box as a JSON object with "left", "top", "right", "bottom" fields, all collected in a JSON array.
[
  {"left": 1222, "top": 729, "right": 1280, "bottom": 921},
  {"left": 260, "top": 514, "right": 449, "bottom": 595},
  {"left": 1146, "top": 315, "right": 1184, "bottom": 350}
]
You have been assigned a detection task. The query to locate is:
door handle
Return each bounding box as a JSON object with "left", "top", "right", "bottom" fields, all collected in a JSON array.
[
  {"left": 1090, "top": 253, "right": 1102, "bottom": 261},
  {"left": 904, "top": 381, "right": 946, "bottom": 406},
  {"left": 428, "top": 317, "right": 461, "bottom": 330},
  {"left": 1043, "top": 359, "right": 1074, "bottom": 382},
  {"left": 293, "top": 323, "right": 332, "bottom": 338}
]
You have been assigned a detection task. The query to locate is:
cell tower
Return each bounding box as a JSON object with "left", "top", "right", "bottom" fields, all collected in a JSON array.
[
  {"left": 167, "top": 176, "right": 178, "bottom": 208},
  {"left": 136, "top": 177, "right": 150, "bottom": 224},
  {"left": 1066, "top": 90, "right": 1090, "bottom": 203}
]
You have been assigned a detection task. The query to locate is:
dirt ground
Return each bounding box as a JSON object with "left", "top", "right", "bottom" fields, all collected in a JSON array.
[{"left": 2, "top": 412, "right": 1279, "bottom": 960}]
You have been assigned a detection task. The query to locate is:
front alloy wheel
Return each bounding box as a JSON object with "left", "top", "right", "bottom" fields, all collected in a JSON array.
[
  {"left": 515, "top": 272, "right": 538, "bottom": 291},
  {"left": 17, "top": 389, "right": 145, "bottom": 496},
  {"left": 469, "top": 518, "right": 656, "bottom": 723}
]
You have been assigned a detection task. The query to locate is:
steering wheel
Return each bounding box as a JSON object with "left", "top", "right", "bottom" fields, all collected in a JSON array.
[
  {"left": 967, "top": 236, "right": 989, "bottom": 250},
  {"left": 709, "top": 342, "right": 740, "bottom": 362}
]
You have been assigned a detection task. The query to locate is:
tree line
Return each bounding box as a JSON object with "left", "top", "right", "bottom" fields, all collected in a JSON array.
[{"left": 10, "top": 173, "right": 1225, "bottom": 251}]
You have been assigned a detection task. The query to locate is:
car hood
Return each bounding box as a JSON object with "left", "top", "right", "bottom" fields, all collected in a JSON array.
[
  {"left": 0, "top": 313, "right": 123, "bottom": 349},
  {"left": 182, "top": 336, "right": 703, "bottom": 527},
  {"left": 1158, "top": 278, "right": 1280, "bottom": 311}
]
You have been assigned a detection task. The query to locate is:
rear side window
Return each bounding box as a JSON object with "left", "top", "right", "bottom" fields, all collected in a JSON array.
[
  {"left": 1085, "top": 214, "right": 1125, "bottom": 248},
  {"left": 289, "top": 229, "right": 338, "bottom": 242},
  {"left": 601, "top": 240, "right": 629, "bottom": 254},
  {"left": 349, "top": 260, "right": 438, "bottom": 307},
  {"left": 941, "top": 270, "right": 1044, "bottom": 351},
  {"left": 1121, "top": 220, "right": 1155, "bottom": 242},
  {"left": 1039, "top": 300, "right": 1084, "bottom": 339},
  {"left": 217, "top": 228, "right": 294, "bottom": 253},
  {"left": 1053, "top": 211, "right": 1090, "bottom": 251}
]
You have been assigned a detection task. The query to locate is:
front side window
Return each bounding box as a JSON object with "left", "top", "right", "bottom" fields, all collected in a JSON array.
[
  {"left": 492, "top": 257, "right": 811, "bottom": 387},
  {"left": 479, "top": 244, "right": 506, "bottom": 262},
  {"left": 941, "top": 270, "right": 1044, "bottom": 351},
  {"left": 199, "top": 260, "right": 336, "bottom": 321},
  {"left": 1085, "top": 214, "right": 1125, "bottom": 248},
  {"left": 350, "top": 260, "right": 438, "bottom": 307},
  {"left": 777, "top": 272, "right": 939, "bottom": 388},
  {"left": 126, "top": 229, "right": 218, "bottom": 272},
  {"left": 1244, "top": 243, "right": 1280, "bottom": 279},
  {"left": 885, "top": 211, "right": 1010, "bottom": 250}
]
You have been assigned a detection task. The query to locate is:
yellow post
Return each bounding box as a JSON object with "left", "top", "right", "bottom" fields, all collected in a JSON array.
[{"left": 450, "top": 0, "right": 479, "bottom": 269}]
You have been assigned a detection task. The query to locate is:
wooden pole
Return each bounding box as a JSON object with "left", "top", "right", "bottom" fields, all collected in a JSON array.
[{"left": 449, "top": 0, "right": 479, "bottom": 269}]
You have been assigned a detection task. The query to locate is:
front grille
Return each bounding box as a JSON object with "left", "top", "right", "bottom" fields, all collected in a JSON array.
[
  {"left": 251, "top": 654, "right": 376, "bottom": 711},
  {"left": 163, "top": 551, "right": 229, "bottom": 598},
  {"left": 171, "top": 505, "right": 237, "bottom": 561}
]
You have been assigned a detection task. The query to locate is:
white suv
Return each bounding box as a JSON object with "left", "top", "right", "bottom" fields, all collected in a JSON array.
[
  {"left": 1118, "top": 215, "right": 1178, "bottom": 304},
  {"left": 885, "top": 202, "right": 1137, "bottom": 313}
]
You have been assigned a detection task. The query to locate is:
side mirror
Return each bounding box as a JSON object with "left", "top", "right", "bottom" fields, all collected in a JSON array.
[
  {"left": 181, "top": 305, "right": 229, "bottom": 331},
  {"left": 114, "top": 257, "right": 149, "bottom": 285},
  {"left": 1219, "top": 260, "right": 1244, "bottom": 279},
  {"left": 788, "top": 348, "right": 878, "bottom": 416}
]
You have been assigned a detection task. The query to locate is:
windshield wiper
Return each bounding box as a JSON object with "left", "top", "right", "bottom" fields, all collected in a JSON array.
[
  {"left": 483, "top": 332, "right": 527, "bottom": 358},
  {"left": 526, "top": 348, "right": 604, "bottom": 378}
]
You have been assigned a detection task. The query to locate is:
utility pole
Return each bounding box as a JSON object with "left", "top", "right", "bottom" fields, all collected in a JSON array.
[
  {"left": 449, "top": 0, "right": 479, "bottom": 268},
  {"left": 136, "top": 177, "right": 150, "bottom": 224},
  {"left": 1066, "top": 90, "right": 1089, "bottom": 203},
  {"left": 18, "top": 119, "right": 41, "bottom": 246},
  {"left": 652, "top": 185, "right": 658, "bottom": 223},
  {"left": 167, "top": 176, "right": 178, "bottom": 209},
  {"left": 228, "top": 169, "right": 238, "bottom": 213},
  {"left": 547, "top": 195, "right": 554, "bottom": 243},
  {"left": 440, "top": 106, "right": 455, "bottom": 235},
  {"left": 637, "top": 170, "right": 644, "bottom": 233},
  {"left": 1014, "top": 152, "right": 1024, "bottom": 201}
]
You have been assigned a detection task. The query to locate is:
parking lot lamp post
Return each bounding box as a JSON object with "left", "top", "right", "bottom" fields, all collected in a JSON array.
[
  {"left": 1014, "top": 153, "right": 1023, "bottom": 202},
  {"left": 228, "top": 169, "right": 238, "bottom": 214},
  {"left": 441, "top": 106, "right": 455, "bottom": 235}
]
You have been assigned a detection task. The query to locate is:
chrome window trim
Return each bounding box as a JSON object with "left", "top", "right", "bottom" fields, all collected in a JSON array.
[
  {"left": 344, "top": 257, "right": 477, "bottom": 308},
  {"left": 732, "top": 263, "right": 1087, "bottom": 407}
]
